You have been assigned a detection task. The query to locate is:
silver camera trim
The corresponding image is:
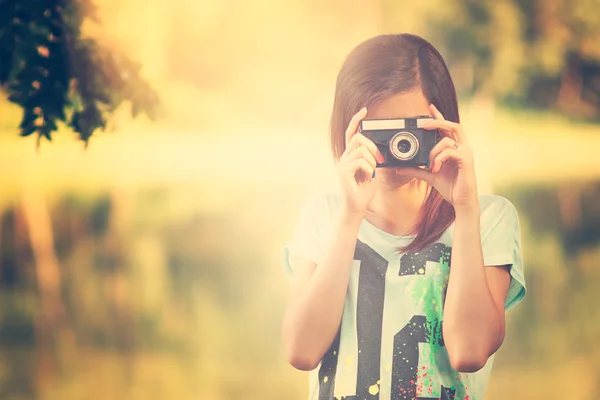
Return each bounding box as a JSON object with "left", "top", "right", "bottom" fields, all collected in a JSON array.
[
  {"left": 361, "top": 117, "right": 434, "bottom": 131},
  {"left": 362, "top": 119, "right": 406, "bottom": 130},
  {"left": 389, "top": 131, "right": 419, "bottom": 161}
]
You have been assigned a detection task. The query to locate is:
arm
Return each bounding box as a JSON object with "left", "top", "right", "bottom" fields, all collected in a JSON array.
[
  {"left": 404, "top": 104, "right": 519, "bottom": 373},
  {"left": 282, "top": 107, "right": 380, "bottom": 371},
  {"left": 282, "top": 212, "right": 362, "bottom": 371},
  {"left": 441, "top": 201, "right": 512, "bottom": 373}
]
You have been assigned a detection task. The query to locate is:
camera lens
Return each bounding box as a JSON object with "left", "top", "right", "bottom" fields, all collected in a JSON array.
[
  {"left": 397, "top": 139, "right": 411, "bottom": 153},
  {"left": 389, "top": 131, "right": 419, "bottom": 161}
]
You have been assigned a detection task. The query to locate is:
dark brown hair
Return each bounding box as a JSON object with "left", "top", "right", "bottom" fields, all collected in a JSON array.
[{"left": 330, "top": 33, "right": 458, "bottom": 253}]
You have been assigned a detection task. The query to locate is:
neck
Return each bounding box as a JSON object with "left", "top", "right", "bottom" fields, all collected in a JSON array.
[{"left": 366, "top": 178, "right": 429, "bottom": 236}]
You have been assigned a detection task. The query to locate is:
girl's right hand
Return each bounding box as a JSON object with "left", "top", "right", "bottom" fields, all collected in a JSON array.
[{"left": 337, "top": 107, "right": 384, "bottom": 218}]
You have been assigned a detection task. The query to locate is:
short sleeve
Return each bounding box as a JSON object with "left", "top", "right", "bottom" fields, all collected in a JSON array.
[
  {"left": 481, "top": 197, "right": 527, "bottom": 311},
  {"left": 282, "top": 194, "right": 329, "bottom": 281}
]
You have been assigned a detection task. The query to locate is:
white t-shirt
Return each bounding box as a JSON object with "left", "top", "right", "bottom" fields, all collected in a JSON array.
[{"left": 283, "top": 192, "right": 526, "bottom": 400}]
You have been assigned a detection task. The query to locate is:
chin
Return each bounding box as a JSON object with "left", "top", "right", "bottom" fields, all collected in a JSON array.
[{"left": 379, "top": 169, "right": 415, "bottom": 187}]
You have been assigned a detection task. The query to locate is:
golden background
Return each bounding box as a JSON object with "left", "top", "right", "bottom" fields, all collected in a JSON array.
[{"left": 1, "top": 1, "right": 600, "bottom": 399}]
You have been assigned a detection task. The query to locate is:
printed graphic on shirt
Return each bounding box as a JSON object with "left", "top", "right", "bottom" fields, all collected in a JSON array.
[{"left": 317, "top": 240, "right": 471, "bottom": 400}]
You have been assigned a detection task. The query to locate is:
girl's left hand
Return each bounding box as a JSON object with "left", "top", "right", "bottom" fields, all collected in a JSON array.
[{"left": 396, "top": 104, "right": 478, "bottom": 210}]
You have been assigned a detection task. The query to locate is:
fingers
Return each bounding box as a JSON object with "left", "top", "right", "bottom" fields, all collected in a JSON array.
[
  {"left": 344, "top": 145, "right": 377, "bottom": 170},
  {"left": 346, "top": 133, "right": 384, "bottom": 163},
  {"left": 422, "top": 104, "right": 467, "bottom": 145},
  {"left": 422, "top": 119, "right": 465, "bottom": 144},
  {"left": 431, "top": 148, "right": 462, "bottom": 173},
  {"left": 429, "top": 103, "right": 445, "bottom": 121},
  {"left": 344, "top": 107, "right": 385, "bottom": 163},
  {"left": 429, "top": 136, "right": 457, "bottom": 167},
  {"left": 345, "top": 107, "right": 368, "bottom": 147},
  {"left": 349, "top": 158, "right": 375, "bottom": 182}
]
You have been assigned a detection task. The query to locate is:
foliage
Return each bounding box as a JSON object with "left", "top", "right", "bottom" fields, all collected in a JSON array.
[
  {"left": 0, "top": 0, "right": 159, "bottom": 144},
  {"left": 381, "top": 0, "right": 600, "bottom": 120}
]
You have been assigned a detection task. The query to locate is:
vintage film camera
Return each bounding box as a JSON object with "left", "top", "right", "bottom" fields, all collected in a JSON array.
[{"left": 359, "top": 116, "right": 439, "bottom": 168}]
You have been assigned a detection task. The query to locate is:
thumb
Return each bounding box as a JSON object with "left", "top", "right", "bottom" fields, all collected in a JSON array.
[{"left": 395, "top": 167, "right": 433, "bottom": 184}]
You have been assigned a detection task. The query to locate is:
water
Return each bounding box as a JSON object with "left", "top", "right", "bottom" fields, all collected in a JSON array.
[{"left": 0, "top": 179, "right": 599, "bottom": 399}]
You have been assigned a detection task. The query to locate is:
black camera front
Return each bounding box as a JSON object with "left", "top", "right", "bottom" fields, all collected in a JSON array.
[{"left": 359, "top": 116, "right": 439, "bottom": 168}]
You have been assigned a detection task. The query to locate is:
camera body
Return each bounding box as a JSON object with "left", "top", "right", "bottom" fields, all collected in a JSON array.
[{"left": 359, "top": 116, "right": 439, "bottom": 168}]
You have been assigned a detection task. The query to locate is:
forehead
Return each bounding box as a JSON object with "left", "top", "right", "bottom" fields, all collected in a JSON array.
[{"left": 367, "top": 89, "right": 431, "bottom": 119}]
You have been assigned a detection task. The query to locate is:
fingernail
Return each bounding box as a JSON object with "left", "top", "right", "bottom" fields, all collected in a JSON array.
[
  {"left": 372, "top": 170, "right": 376, "bottom": 178},
  {"left": 377, "top": 152, "right": 385, "bottom": 163}
]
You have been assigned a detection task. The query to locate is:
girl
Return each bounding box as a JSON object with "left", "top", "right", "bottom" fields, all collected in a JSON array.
[{"left": 281, "top": 33, "right": 526, "bottom": 400}]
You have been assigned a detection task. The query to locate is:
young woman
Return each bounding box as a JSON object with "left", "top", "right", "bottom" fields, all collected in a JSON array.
[{"left": 281, "top": 33, "right": 526, "bottom": 400}]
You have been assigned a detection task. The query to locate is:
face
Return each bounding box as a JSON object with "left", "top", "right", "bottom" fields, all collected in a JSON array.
[{"left": 365, "top": 88, "right": 432, "bottom": 188}]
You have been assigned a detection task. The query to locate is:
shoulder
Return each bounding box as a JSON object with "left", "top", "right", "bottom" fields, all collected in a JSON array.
[
  {"left": 305, "top": 191, "right": 342, "bottom": 208},
  {"left": 478, "top": 194, "right": 518, "bottom": 216},
  {"left": 298, "top": 191, "right": 343, "bottom": 220},
  {"left": 478, "top": 194, "right": 520, "bottom": 239}
]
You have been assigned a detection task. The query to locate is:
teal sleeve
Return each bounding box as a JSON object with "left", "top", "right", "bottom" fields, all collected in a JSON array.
[
  {"left": 282, "top": 194, "right": 325, "bottom": 282},
  {"left": 481, "top": 198, "right": 527, "bottom": 311}
]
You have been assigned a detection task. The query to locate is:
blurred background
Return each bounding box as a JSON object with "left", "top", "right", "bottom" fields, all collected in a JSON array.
[{"left": 1, "top": 0, "right": 600, "bottom": 399}]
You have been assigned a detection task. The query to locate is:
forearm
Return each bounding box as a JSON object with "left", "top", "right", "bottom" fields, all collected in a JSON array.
[
  {"left": 283, "top": 211, "right": 362, "bottom": 368},
  {"left": 442, "top": 202, "right": 504, "bottom": 372}
]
